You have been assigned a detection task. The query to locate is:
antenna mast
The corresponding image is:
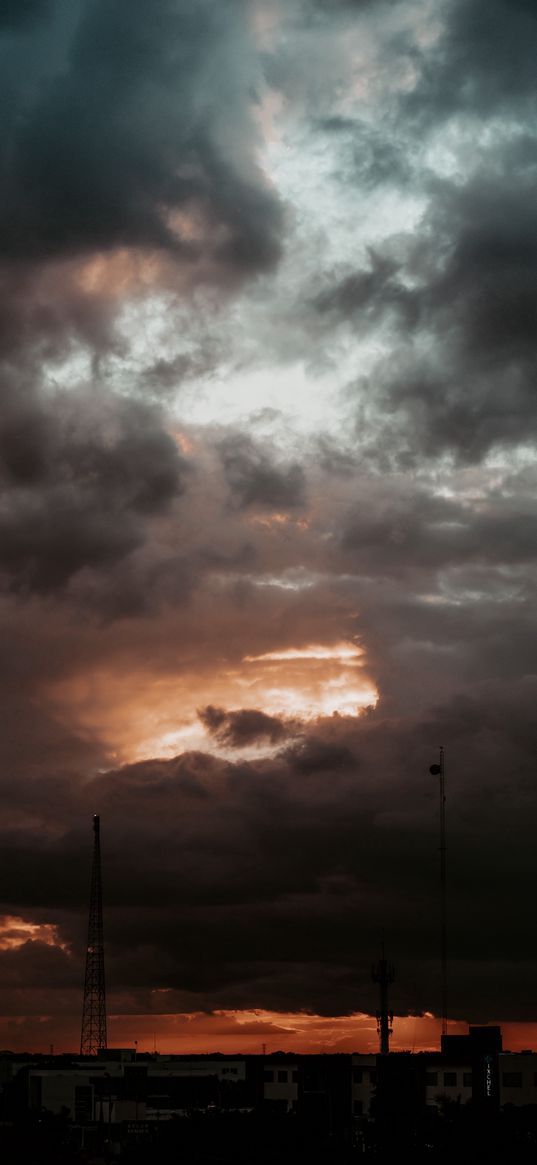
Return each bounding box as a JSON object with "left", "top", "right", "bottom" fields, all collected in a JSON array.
[
  {"left": 372, "top": 941, "right": 395, "bottom": 1054},
  {"left": 430, "top": 747, "right": 447, "bottom": 1037},
  {"left": 80, "top": 814, "right": 107, "bottom": 1055}
]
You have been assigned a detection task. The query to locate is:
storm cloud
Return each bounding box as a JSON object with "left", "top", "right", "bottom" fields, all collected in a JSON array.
[
  {"left": 0, "top": 0, "right": 536, "bottom": 1053},
  {"left": 2, "top": 689, "right": 537, "bottom": 1025},
  {"left": 0, "top": 0, "right": 283, "bottom": 271}
]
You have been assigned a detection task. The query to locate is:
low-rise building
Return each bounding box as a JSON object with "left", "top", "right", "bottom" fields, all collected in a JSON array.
[
  {"left": 351, "top": 1053, "right": 377, "bottom": 1117},
  {"left": 499, "top": 1052, "right": 537, "bottom": 1107},
  {"left": 263, "top": 1061, "right": 298, "bottom": 1112}
]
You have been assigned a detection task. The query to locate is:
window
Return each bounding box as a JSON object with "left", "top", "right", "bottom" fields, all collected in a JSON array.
[
  {"left": 443, "top": 1072, "right": 457, "bottom": 1087},
  {"left": 277, "top": 1070, "right": 288, "bottom": 1083},
  {"left": 264, "top": 1069, "right": 274, "bottom": 1083},
  {"left": 353, "top": 1099, "right": 363, "bottom": 1115},
  {"left": 425, "top": 1072, "right": 438, "bottom": 1086},
  {"left": 463, "top": 1073, "right": 472, "bottom": 1088},
  {"left": 353, "top": 1069, "right": 363, "bottom": 1084},
  {"left": 503, "top": 1073, "right": 522, "bottom": 1088}
]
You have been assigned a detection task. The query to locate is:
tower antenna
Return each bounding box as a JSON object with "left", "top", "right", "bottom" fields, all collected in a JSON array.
[
  {"left": 372, "top": 938, "right": 394, "bottom": 1054},
  {"left": 80, "top": 814, "right": 107, "bottom": 1055},
  {"left": 429, "top": 747, "right": 447, "bottom": 1037}
]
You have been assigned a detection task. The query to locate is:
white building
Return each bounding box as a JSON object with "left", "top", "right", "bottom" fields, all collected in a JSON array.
[
  {"left": 351, "top": 1054, "right": 377, "bottom": 1117},
  {"left": 263, "top": 1061, "right": 298, "bottom": 1112}
]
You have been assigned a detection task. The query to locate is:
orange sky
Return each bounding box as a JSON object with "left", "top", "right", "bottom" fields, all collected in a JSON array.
[
  {"left": 1, "top": 1009, "right": 536, "bottom": 1057},
  {"left": 45, "top": 638, "right": 378, "bottom": 764}
]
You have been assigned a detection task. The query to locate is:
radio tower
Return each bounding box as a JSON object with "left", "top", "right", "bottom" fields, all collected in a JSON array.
[
  {"left": 372, "top": 941, "right": 395, "bottom": 1054},
  {"left": 80, "top": 815, "right": 107, "bottom": 1055},
  {"left": 430, "top": 746, "right": 448, "bottom": 1037}
]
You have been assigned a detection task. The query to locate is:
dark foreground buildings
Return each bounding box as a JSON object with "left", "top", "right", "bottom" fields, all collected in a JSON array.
[{"left": 2, "top": 1026, "right": 537, "bottom": 1162}]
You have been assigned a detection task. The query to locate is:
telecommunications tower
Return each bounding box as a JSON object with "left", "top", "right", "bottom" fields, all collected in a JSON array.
[
  {"left": 372, "top": 941, "right": 395, "bottom": 1054},
  {"left": 429, "top": 746, "right": 448, "bottom": 1037},
  {"left": 80, "top": 814, "right": 107, "bottom": 1055}
]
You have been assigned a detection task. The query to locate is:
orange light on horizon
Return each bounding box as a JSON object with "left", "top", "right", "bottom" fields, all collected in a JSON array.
[{"left": 2, "top": 1007, "right": 537, "bottom": 1057}]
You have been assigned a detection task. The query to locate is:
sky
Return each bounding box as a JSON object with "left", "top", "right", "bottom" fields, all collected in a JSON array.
[{"left": 1, "top": 0, "right": 537, "bottom": 1056}]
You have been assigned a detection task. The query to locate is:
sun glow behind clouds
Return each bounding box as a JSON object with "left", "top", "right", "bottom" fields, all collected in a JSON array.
[
  {"left": 241, "top": 641, "right": 377, "bottom": 720},
  {"left": 246, "top": 642, "right": 364, "bottom": 662},
  {"left": 261, "top": 682, "right": 377, "bottom": 719},
  {"left": 0, "top": 915, "right": 69, "bottom": 952},
  {"left": 101, "top": 1009, "right": 461, "bottom": 1056},
  {"left": 46, "top": 638, "right": 378, "bottom": 763}
]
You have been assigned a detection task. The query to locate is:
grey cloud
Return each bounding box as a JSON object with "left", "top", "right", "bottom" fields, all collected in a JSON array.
[
  {"left": 0, "top": 264, "right": 119, "bottom": 365},
  {"left": 3, "top": 687, "right": 537, "bottom": 1021},
  {"left": 284, "top": 735, "right": 356, "bottom": 774},
  {"left": 314, "top": 251, "right": 419, "bottom": 332},
  {"left": 0, "top": 941, "right": 78, "bottom": 993},
  {"left": 0, "top": 0, "right": 52, "bottom": 30},
  {"left": 1, "top": 0, "right": 537, "bottom": 1048},
  {"left": 315, "top": 116, "right": 413, "bottom": 189},
  {"left": 68, "top": 550, "right": 195, "bottom": 620},
  {"left": 282, "top": 0, "right": 537, "bottom": 466},
  {"left": 198, "top": 704, "right": 293, "bottom": 747},
  {"left": 408, "top": 0, "right": 537, "bottom": 122},
  {"left": 303, "top": 0, "right": 400, "bottom": 14},
  {"left": 0, "top": 384, "right": 188, "bottom": 593},
  {"left": 0, "top": 0, "right": 283, "bottom": 274},
  {"left": 144, "top": 341, "right": 226, "bottom": 396},
  {"left": 318, "top": 141, "right": 537, "bottom": 461},
  {"left": 219, "top": 434, "right": 306, "bottom": 510},
  {"left": 341, "top": 485, "right": 537, "bottom": 573}
]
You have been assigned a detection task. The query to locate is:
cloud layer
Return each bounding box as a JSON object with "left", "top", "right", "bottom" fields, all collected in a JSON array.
[{"left": 0, "top": 0, "right": 536, "bottom": 1049}]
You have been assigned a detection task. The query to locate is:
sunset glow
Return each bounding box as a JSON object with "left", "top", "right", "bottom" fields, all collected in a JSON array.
[
  {"left": 245, "top": 643, "right": 364, "bottom": 663},
  {"left": 3, "top": 1007, "right": 537, "bottom": 1058},
  {"left": 45, "top": 637, "right": 378, "bottom": 763},
  {"left": 0, "top": 916, "right": 69, "bottom": 953}
]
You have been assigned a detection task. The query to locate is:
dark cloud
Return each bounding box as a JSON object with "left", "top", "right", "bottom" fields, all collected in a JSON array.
[
  {"left": 3, "top": 687, "right": 537, "bottom": 1023},
  {"left": 0, "top": 0, "right": 52, "bottom": 30},
  {"left": 408, "top": 0, "right": 537, "bottom": 121},
  {"left": 314, "top": 250, "right": 419, "bottom": 331},
  {"left": 305, "top": 0, "right": 399, "bottom": 13},
  {"left": 0, "top": 384, "right": 188, "bottom": 594},
  {"left": 377, "top": 165, "right": 537, "bottom": 460},
  {"left": 0, "top": 0, "right": 536, "bottom": 1052},
  {"left": 0, "top": 0, "right": 285, "bottom": 432},
  {"left": 144, "top": 341, "right": 226, "bottom": 395},
  {"left": 0, "top": 0, "right": 283, "bottom": 273},
  {"left": 341, "top": 484, "right": 537, "bottom": 572},
  {"left": 315, "top": 138, "right": 537, "bottom": 461},
  {"left": 199, "top": 705, "right": 293, "bottom": 747},
  {"left": 325, "top": 119, "right": 412, "bottom": 190},
  {"left": 281, "top": 0, "right": 537, "bottom": 466},
  {"left": 0, "top": 422, "right": 535, "bottom": 1029},
  {"left": 219, "top": 434, "right": 306, "bottom": 510},
  {"left": 0, "top": 941, "right": 77, "bottom": 994}
]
